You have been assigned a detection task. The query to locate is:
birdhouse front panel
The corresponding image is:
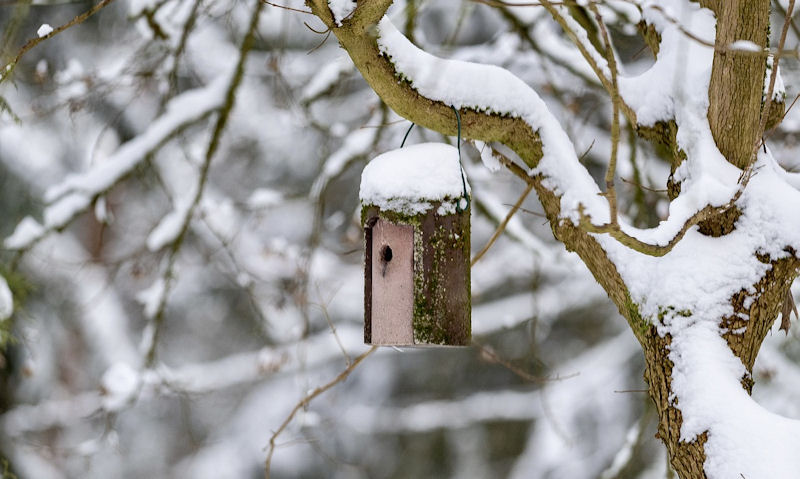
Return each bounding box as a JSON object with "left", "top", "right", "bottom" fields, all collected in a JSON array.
[{"left": 368, "top": 218, "right": 414, "bottom": 345}]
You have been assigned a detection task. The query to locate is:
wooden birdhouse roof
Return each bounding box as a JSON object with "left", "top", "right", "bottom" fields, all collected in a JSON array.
[{"left": 359, "top": 143, "right": 470, "bottom": 215}]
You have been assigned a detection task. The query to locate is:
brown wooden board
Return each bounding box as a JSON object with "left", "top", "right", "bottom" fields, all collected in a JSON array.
[{"left": 362, "top": 202, "right": 471, "bottom": 346}]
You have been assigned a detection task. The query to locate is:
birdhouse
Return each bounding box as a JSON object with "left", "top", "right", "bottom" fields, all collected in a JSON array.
[{"left": 360, "top": 143, "right": 471, "bottom": 346}]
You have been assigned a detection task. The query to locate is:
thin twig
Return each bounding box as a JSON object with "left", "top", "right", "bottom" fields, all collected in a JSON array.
[
  {"left": 471, "top": 182, "right": 534, "bottom": 266},
  {"left": 474, "top": 341, "right": 578, "bottom": 383},
  {"left": 578, "top": 139, "right": 595, "bottom": 163},
  {"left": 765, "top": 92, "right": 800, "bottom": 142},
  {"left": 589, "top": 3, "right": 621, "bottom": 225},
  {"left": 163, "top": 0, "right": 202, "bottom": 105},
  {"left": 620, "top": 177, "right": 667, "bottom": 194},
  {"left": 306, "top": 30, "right": 332, "bottom": 54},
  {"left": 754, "top": 0, "right": 795, "bottom": 158},
  {"left": 312, "top": 288, "right": 351, "bottom": 365},
  {"left": 480, "top": 0, "right": 800, "bottom": 57},
  {"left": 303, "top": 21, "right": 331, "bottom": 34},
  {"left": 532, "top": 0, "right": 634, "bottom": 123},
  {"left": 261, "top": 0, "right": 312, "bottom": 14},
  {"left": 0, "top": 0, "right": 117, "bottom": 84},
  {"left": 145, "top": 0, "right": 264, "bottom": 366},
  {"left": 264, "top": 346, "right": 377, "bottom": 479},
  {"left": 513, "top": 205, "right": 548, "bottom": 218}
]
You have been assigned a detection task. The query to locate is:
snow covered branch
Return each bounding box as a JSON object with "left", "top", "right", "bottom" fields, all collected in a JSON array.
[
  {"left": 0, "top": 0, "right": 118, "bottom": 85},
  {"left": 142, "top": 0, "right": 264, "bottom": 366}
]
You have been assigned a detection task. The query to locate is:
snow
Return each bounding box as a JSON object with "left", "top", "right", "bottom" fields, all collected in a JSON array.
[
  {"left": 4, "top": 216, "right": 45, "bottom": 250},
  {"left": 201, "top": 197, "right": 238, "bottom": 241},
  {"left": 765, "top": 55, "right": 786, "bottom": 101},
  {"left": 579, "top": 2, "right": 800, "bottom": 476},
  {"left": 371, "top": 5, "right": 800, "bottom": 477},
  {"left": 0, "top": 275, "right": 12, "bottom": 321},
  {"left": 473, "top": 140, "right": 501, "bottom": 172},
  {"left": 44, "top": 71, "right": 231, "bottom": 204},
  {"left": 359, "top": 143, "right": 470, "bottom": 215},
  {"left": 137, "top": 279, "right": 166, "bottom": 319},
  {"left": 300, "top": 55, "right": 353, "bottom": 102},
  {"left": 13, "top": 69, "right": 233, "bottom": 252},
  {"left": 328, "top": 0, "right": 356, "bottom": 26},
  {"left": 94, "top": 196, "right": 112, "bottom": 223},
  {"left": 311, "top": 124, "right": 377, "bottom": 200},
  {"left": 129, "top": 0, "right": 157, "bottom": 16},
  {"left": 376, "top": 19, "right": 605, "bottom": 222},
  {"left": 619, "top": 1, "right": 715, "bottom": 127},
  {"left": 36, "top": 24, "right": 53, "bottom": 38},
  {"left": 43, "top": 192, "right": 92, "bottom": 229},
  {"left": 5, "top": 1, "right": 800, "bottom": 477},
  {"left": 670, "top": 323, "right": 800, "bottom": 479},
  {"left": 729, "top": 40, "right": 761, "bottom": 52},
  {"left": 599, "top": 421, "right": 641, "bottom": 479},
  {"left": 247, "top": 188, "right": 283, "bottom": 209},
  {"left": 147, "top": 195, "right": 193, "bottom": 252},
  {"left": 101, "top": 362, "right": 140, "bottom": 411}
]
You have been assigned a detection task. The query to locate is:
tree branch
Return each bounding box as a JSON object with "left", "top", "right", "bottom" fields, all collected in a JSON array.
[
  {"left": 753, "top": 0, "right": 794, "bottom": 159},
  {"left": 0, "top": 0, "right": 117, "bottom": 84},
  {"left": 471, "top": 182, "right": 534, "bottom": 266},
  {"left": 264, "top": 346, "right": 377, "bottom": 478},
  {"left": 588, "top": 3, "right": 621, "bottom": 224},
  {"left": 308, "top": 2, "right": 642, "bottom": 345},
  {"left": 307, "top": 2, "right": 544, "bottom": 166},
  {"left": 144, "top": 0, "right": 264, "bottom": 366}
]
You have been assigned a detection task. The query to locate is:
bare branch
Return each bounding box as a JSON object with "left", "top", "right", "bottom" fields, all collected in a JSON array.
[
  {"left": 532, "top": 0, "right": 638, "bottom": 125},
  {"left": 264, "top": 346, "right": 377, "bottom": 478},
  {"left": 754, "top": 0, "right": 795, "bottom": 157},
  {"left": 588, "top": 3, "right": 621, "bottom": 225},
  {"left": 144, "top": 0, "right": 264, "bottom": 366},
  {"left": 578, "top": 187, "right": 743, "bottom": 257},
  {"left": 0, "top": 0, "right": 117, "bottom": 84},
  {"left": 471, "top": 182, "right": 535, "bottom": 266},
  {"left": 312, "top": 290, "right": 352, "bottom": 365},
  {"left": 263, "top": 0, "right": 312, "bottom": 14},
  {"left": 474, "top": 341, "right": 578, "bottom": 383}
]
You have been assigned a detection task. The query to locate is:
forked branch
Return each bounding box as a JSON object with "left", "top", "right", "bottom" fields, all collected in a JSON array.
[{"left": 578, "top": 183, "right": 744, "bottom": 257}]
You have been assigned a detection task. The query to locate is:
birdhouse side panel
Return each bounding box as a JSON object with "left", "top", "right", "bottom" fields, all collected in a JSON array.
[{"left": 413, "top": 204, "right": 471, "bottom": 345}]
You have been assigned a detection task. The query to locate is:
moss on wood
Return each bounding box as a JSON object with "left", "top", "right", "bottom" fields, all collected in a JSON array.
[{"left": 362, "top": 200, "right": 471, "bottom": 345}]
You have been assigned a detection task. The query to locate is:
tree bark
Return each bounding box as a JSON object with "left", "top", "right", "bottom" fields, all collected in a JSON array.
[
  {"left": 643, "top": 329, "right": 708, "bottom": 478},
  {"left": 707, "top": 0, "right": 771, "bottom": 169}
]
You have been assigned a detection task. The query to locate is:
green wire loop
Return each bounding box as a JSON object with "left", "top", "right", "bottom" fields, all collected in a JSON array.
[
  {"left": 451, "top": 106, "right": 470, "bottom": 213},
  {"left": 400, "top": 122, "right": 415, "bottom": 147},
  {"left": 398, "top": 106, "right": 470, "bottom": 213}
]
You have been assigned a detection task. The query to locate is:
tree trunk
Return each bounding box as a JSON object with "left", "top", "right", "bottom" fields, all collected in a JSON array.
[
  {"left": 643, "top": 329, "right": 708, "bottom": 478},
  {"left": 638, "top": 3, "right": 784, "bottom": 476},
  {"left": 707, "top": 0, "right": 771, "bottom": 169}
]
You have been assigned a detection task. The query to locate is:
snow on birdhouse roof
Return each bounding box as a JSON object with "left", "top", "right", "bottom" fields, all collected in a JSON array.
[{"left": 359, "top": 143, "right": 470, "bottom": 215}]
